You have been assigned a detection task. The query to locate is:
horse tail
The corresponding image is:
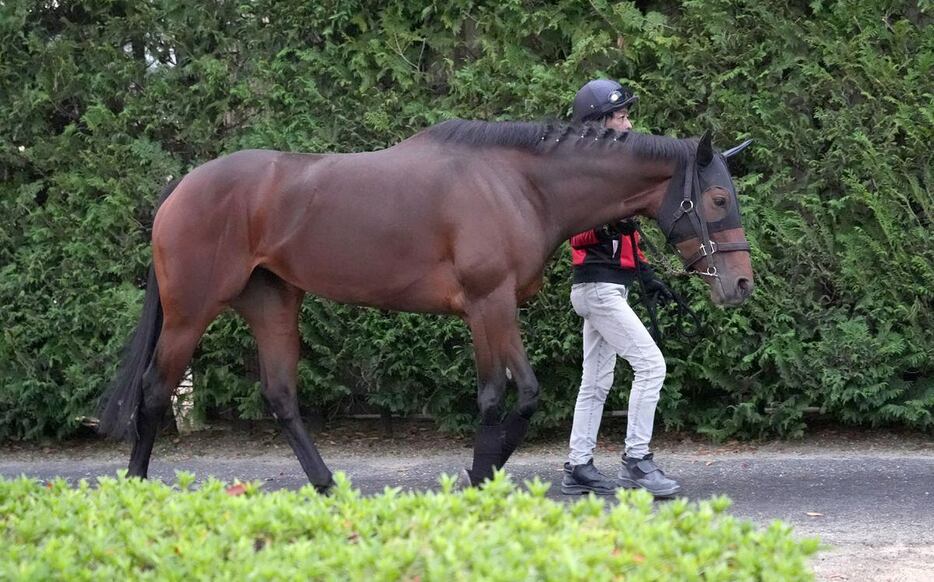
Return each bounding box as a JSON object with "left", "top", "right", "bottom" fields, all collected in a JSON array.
[{"left": 97, "top": 178, "right": 181, "bottom": 441}]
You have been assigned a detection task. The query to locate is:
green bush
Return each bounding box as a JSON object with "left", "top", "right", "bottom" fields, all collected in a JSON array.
[
  {"left": 1, "top": 0, "right": 931, "bottom": 439},
  {"left": 0, "top": 472, "right": 818, "bottom": 580}
]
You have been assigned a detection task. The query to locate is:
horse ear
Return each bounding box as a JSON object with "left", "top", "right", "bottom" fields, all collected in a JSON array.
[
  {"left": 723, "top": 139, "right": 753, "bottom": 160},
  {"left": 697, "top": 130, "right": 714, "bottom": 166}
]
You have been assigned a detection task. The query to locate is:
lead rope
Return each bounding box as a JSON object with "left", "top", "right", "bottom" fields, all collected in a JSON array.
[{"left": 628, "top": 228, "right": 703, "bottom": 348}]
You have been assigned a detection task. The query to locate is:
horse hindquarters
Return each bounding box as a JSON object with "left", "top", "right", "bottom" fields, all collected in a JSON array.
[
  {"left": 98, "top": 179, "right": 184, "bottom": 443},
  {"left": 98, "top": 178, "right": 214, "bottom": 477}
]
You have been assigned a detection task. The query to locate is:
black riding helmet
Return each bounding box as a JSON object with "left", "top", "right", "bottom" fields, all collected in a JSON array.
[{"left": 571, "top": 79, "right": 638, "bottom": 124}]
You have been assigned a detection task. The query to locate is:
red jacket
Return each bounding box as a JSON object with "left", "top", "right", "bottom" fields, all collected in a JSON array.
[{"left": 569, "top": 228, "right": 647, "bottom": 285}]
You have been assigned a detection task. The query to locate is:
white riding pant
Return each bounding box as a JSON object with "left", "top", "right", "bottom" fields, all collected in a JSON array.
[{"left": 568, "top": 282, "right": 666, "bottom": 465}]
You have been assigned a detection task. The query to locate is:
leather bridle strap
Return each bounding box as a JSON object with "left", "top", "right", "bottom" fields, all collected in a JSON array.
[
  {"left": 680, "top": 241, "right": 751, "bottom": 270},
  {"left": 663, "top": 155, "right": 750, "bottom": 277}
]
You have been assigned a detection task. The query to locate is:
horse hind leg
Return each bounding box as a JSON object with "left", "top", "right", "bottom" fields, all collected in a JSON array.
[
  {"left": 128, "top": 315, "right": 215, "bottom": 478},
  {"left": 231, "top": 268, "right": 334, "bottom": 492}
]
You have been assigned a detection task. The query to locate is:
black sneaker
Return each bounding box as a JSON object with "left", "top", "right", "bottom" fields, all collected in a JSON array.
[
  {"left": 561, "top": 459, "right": 621, "bottom": 495},
  {"left": 618, "top": 453, "right": 681, "bottom": 497}
]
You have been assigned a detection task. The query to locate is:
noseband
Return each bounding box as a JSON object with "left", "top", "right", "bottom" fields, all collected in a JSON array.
[{"left": 661, "top": 154, "right": 750, "bottom": 279}]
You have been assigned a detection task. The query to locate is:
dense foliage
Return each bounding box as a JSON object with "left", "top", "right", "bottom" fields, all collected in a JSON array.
[
  {"left": 0, "top": 472, "right": 819, "bottom": 580},
  {"left": 1, "top": 1, "right": 931, "bottom": 440}
]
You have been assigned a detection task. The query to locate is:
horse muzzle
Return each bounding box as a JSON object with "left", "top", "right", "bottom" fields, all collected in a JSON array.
[{"left": 711, "top": 275, "right": 754, "bottom": 307}]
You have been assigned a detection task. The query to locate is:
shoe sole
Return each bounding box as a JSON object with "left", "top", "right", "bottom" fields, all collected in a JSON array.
[
  {"left": 618, "top": 477, "right": 682, "bottom": 498},
  {"left": 560, "top": 483, "right": 618, "bottom": 496}
]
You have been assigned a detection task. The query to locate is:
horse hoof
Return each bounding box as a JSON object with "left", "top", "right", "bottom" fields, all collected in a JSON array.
[{"left": 314, "top": 479, "right": 336, "bottom": 496}]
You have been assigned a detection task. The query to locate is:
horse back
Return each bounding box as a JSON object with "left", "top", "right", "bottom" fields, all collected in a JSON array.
[{"left": 153, "top": 144, "right": 547, "bottom": 314}]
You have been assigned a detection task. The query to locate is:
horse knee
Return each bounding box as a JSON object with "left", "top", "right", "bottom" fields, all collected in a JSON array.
[
  {"left": 477, "top": 382, "right": 504, "bottom": 424},
  {"left": 263, "top": 384, "right": 298, "bottom": 422},
  {"left": 517, "top": 379, "right": 540, "bottom": 419}
]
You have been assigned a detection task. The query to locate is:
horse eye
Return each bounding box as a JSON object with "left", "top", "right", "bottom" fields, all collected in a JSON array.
[{"left": 714, "top": 197, "right": 727, "bottom": 207}]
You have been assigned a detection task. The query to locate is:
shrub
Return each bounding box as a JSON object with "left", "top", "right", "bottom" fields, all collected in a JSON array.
[
  {"left": 0, "top": 472, "right": 818, "bottom": 580},
  {"left": 1, "top": 0, "right": 930, "bottom": 439}
]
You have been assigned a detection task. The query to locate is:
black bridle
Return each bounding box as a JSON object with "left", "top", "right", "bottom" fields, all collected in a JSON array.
[
  {"left": 630, "top": 136, "right": 752, "bottom": 345},
  {"left": 658, "top": 142, "right": 751, "bottom": 279}
]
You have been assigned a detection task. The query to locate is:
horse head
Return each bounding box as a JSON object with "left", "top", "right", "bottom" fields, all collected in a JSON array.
[{"left": 657, "top": 132, "right": 755, "bottom": 307}]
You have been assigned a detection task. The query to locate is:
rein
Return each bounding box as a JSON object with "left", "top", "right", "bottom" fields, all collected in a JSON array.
[{"left": 629, "top": 229, "right": 703, "bottom": 347}]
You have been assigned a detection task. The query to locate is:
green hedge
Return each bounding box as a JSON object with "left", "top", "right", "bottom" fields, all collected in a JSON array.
[
  {"left": 1, "top": 0, "right": 931, "bottom": 440},
  {"left": 0, "top": 473, "right": 818, "bottom": 580}
]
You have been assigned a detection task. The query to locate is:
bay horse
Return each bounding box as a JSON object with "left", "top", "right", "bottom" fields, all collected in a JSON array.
[{"left": 99, "top": 120, "right": 754, "bottom": 490}]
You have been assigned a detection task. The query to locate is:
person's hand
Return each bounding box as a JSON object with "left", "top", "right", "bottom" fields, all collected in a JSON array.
[
  {"left": 614, "top": 219, "right": 638, "bottom": 235},
  {"left": 595, "top": 223, "right": 620, "bottom": 241},
  {"left": 639, "top": 268, "right": 674, "bottom": 302},
  {"left": 644, "top": 278, "right": 674, "bottom": 302},
  {"left": 596, "top": 219, "right": 638, "bottom": 241}
]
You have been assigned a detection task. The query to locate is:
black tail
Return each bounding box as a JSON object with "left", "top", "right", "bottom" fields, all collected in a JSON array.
[{"left": 97, "top": 179, "right": 180, "bottom": 441}]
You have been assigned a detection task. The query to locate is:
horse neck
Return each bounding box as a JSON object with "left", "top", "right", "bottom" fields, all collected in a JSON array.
[{"left": 521, "top": 149, "right": 679, "bottom": 246}]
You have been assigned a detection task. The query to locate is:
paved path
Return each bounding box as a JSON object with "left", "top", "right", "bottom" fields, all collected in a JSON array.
[{"left": 2, "top": 428, "right": 932, "bottom": 580}]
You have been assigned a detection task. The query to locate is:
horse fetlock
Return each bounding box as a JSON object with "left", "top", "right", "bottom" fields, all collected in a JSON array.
[
  {"left": 478, "top": 408, "right": 501, "bottom": 426},
  {"left": 263, "top": 391, "right": 299, "bottom": 419},
  {"left": 470, "top": 423, "right": 504, "bottom": 483},
  {"left": 517, "top": 402, "right": 538, "bottom": 419}
]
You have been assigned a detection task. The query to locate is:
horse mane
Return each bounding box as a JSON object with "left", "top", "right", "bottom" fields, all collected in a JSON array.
[{"left": 423, "top": 118, "right": 695, "bottom": 161}]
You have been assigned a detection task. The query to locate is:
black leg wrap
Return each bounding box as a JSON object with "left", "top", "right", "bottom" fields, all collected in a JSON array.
[
  {"left": 127, "top": 405, "right": 165, "bottom": 478},
  {"left": 499, "top": 412, "right": 530, "bottom": 466},
  {"left": 469, "top": 423, "right": 504, "bottom": 486}
]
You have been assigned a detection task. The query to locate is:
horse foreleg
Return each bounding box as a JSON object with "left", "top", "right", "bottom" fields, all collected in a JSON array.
[
  {"left": 464, "top": 288, "right": 519, "bottom": 486},
  {"left": 232, "top": 269, "right": 334, "bottom": 493},
  {"left": 499, "top": 333, "right": 540, "bottom": 467}
]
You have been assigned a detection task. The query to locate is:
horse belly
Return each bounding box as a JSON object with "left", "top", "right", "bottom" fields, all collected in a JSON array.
[
  {"left": 293, "top": 256, "right": 467, "bottom": 315},
  {"left": 259, "top": 216, "right": 467, "bottom": 315}
]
